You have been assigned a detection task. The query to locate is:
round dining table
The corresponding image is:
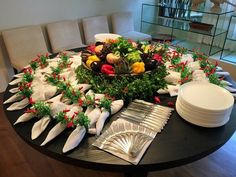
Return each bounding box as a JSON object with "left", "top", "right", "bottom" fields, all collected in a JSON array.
[{"left": 3, "top": 62, "right": 236, "bottom": 177}]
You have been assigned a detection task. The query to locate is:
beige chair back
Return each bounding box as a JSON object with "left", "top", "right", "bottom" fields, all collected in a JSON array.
[
  {"left": 82, "top": 16, "right": 109, "bottom": 45},
  {"left": 46, "top": 20, "right": 84, "bottom": 53},
  {"left": 111, "top": 12, "right": 134, "bottom": 34},
  {"left": 2, "top": 25, "right": 48, "bottom": 71}
]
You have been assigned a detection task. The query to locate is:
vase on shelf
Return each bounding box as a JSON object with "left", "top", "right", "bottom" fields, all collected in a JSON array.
[
  {"left": 191, "top": 0, "right": 205, "bottom": 10},
  {"left": 210, "top": 0, "right": 227, "bottom": 12}
]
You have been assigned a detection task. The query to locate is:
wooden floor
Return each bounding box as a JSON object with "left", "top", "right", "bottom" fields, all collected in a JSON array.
[{"left": 0, "top": 93, "right": 235, "bottom": 177}]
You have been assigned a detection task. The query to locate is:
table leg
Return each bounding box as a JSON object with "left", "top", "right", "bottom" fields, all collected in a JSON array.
[{"left": 124, "top": 171, "right": 148, "bottom": 177}]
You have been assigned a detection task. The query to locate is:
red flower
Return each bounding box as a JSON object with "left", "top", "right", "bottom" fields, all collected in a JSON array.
[
  {"left": 153, "top": 54, "right": 163, "bottom": 63},
  {"left": 63, "top": 109, "right": 70, "bottom": 113},
  {"left": 154, "top": 96, "right": 161, "bottom": 104},
  {"left": 88, "top": 45, "right": 96, "bottom": 53},
  {"left": 167, "top": 101, "right": 175, "bottom": 107},
  {"left": 28, "top": 97, "right": 35, "bottom": 104},
  {"left": 25, "top": 108, "right": 37, "bottom": 114},
  {"left": 64, "top": 115, "right": 68, "bottom": 120},
  {"left": 67, "top": 121, "right": 74, "bottom": 128},
  {"left": 71, "top": 114, "right": 76, "bottom": 120},
  {"left": 101, "top": 64, "right": 115, "bottom": 75},
  {"left": 78, "top": 98, "right": 83, "bottom": 106}
]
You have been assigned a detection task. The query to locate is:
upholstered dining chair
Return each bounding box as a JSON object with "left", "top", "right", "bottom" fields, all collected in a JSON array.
[
  {"left": 111, "top": 12, "right": 152, "bottom": 42},
  {"left": 82, "top": 16, "right": 110, "bottom": 44},
  {"left": 2, "top": 25, "right": 48, "bottom": 72},
  {"left": 46, "top": 20, "right": 85, "bottom": 53}
]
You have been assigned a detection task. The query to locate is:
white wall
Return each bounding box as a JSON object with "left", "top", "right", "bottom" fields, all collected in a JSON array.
[
  {"left": 0, "top": 0, "right": 143, "bottom": 31},
  {"left": 0, "top": 0, "right": 143, "bottom": 92}
]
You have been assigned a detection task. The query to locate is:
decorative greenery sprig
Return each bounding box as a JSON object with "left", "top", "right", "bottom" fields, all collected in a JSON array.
[
  {"left": 56, "top": 110, "right": 90, "bottom": 129},
  {"left": 58, "top": 53, "right": 72, "bottom": 68},
  {"left": 22, "top": 67, "right": 34, "bottom": 83},
  {"left": 76, "top": 64, "right": 168, "bottom": 101},
  {"left": 98, "top": 97, "right": 112, "bottom": 112},
  {"left": 30, "top": 53, "right": 49, "bottom": 70},
  {"left": 18, "top": 81, "right": 33, "bottom": 98},
  {"left": 193, "top": 51, "right": 222, "bottom": 86},
  {"left": 25, "top": 101, "right": 51, "bottom": 117}
]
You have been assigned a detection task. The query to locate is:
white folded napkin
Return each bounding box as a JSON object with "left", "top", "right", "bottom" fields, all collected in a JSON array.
[
  {"left": 85, "top": 106, "right": 94, "bottom": 116},
  {"left": 94, "top": 94, "right": 105, "bottom": 103},
  {"left": 216, "top": 71, "right": 230, "bottom": 77},
  {"left": 87, "top": 107, "right": 102, "bottom": 126},
  {"left": 187, "top": 61, "right": 200, "bottom": 71},
  {"left": 157, "top": 84, "right": 180, "bottom": 97},
  {"left": 62, "top": 126, "right": 86, "bottom": 153},
  {"left": 192, "top": 70, "right": 208, "bottom": 82},
  {"left": 9, "top": 78, "right": 22, "bottom": 85},
  {"left": 96, "top": 110, "right": 110, "bottom": 135},
  {"left": 41, "top": 122, "right": 66, "bottom": 146},
  {"left": 9, "top": 87, "right": 20, "bottom": 93},
  {"left": 221, "top": 80, "right": 233, "bottom": 86},
  {"left": 7, "top": 98, "right": 29, "bottom": 111},
  {"left": 14, "top": 112, "right": 35, "bottom": 125},
  {"left": 164, "top": 71, "right": 181, "bottom": 85},
  {"left": 96, "top": 100, "right": 124, "bottom": 135},
  {"left": 31, "top": 116, "right": 51, "bottom": 140},
  {"left": 224, "top": 86, "right": 236, "bottom": 93},
  {"left": 76, "top": 84, "right": 92, "bottom": 93},
  {"left": 111, "top": 100, "right": 124, "bottom": 115},
  {"left": 70, "top": 54, "right": 82, "bottom": 69},
  {"left": 180, "top": 54, "right": 194, "bottom": 64},
  {"left": 13, "top": 73, "right": 24, "bottom": 78},
  {"left": 3, "top": 93, "right": 23, "bottom": 104}
]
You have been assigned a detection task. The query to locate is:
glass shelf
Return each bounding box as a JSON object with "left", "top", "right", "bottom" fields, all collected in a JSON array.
[
  {"left": 227, "top": 36, "right": 236, "bottom": 42},
  {"left": 141, "top": 2, "right": 233, "bottom": 57},
  {"left": 142, "top": 3, "right": 233, "bottom": 15},
  {"left": 142, "top": 17, "right": 228, "bottom": 37},
  {"left": 173, "top": 39, "right": 223, "bottom": 56}
]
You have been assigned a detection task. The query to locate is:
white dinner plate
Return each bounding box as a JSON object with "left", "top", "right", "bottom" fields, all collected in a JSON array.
[
  {"left": 94, "top": 33, "right": 121, "bottom": 42},
  {"left": 176, "top": 99, "right": 231, "bottom": 124},
  {"left": 178, "top": 82, "right": 234, "bottom": 112},
  {"left": 177, "top": 96, "right": 233, "bottom": 115},
  {"left": 176, "top": 101, "right": 230, "bottom": 127}
]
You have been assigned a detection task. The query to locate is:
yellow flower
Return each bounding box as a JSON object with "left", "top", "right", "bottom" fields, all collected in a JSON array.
[
  {"left": 86, "top": 55, "right": 100, "bottom": 68},
  {"left": 131, "top": 62, "right": 145, "bottom": 74}
]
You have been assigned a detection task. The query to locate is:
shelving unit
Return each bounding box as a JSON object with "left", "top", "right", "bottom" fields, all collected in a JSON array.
[
  {"left": 141, "top": 3, "right": 233, "bottom": 56},
  {"left": 221, "top": 14, "right": 236, "bottom": 64}
]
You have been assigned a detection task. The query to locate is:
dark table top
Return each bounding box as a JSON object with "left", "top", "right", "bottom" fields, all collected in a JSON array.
[{"left": 3, "top": 73, "right": 236, "bottom": 173}]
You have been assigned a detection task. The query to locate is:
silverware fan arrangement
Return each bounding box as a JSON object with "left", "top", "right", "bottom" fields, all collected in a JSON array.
[{"left": 93, "top": 100, "right": 174, "bottom": 164}]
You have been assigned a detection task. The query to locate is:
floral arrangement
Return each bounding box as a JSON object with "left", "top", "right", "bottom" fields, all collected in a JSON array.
[{"left": 81, "top": 37, "right": 166, "bottom": 75}]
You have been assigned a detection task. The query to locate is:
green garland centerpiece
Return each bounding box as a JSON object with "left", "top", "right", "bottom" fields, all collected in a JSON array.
[{"left": 77, "top": 38, "right": 168, "bottom": 101}]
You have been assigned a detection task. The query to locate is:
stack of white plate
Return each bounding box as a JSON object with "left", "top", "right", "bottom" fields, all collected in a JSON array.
[
  {"left": 94, "top": 33, "right": 121, "bottom": 42},
  {"left": 176, "top": 82, "right": 234, "bottom": 127}
]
